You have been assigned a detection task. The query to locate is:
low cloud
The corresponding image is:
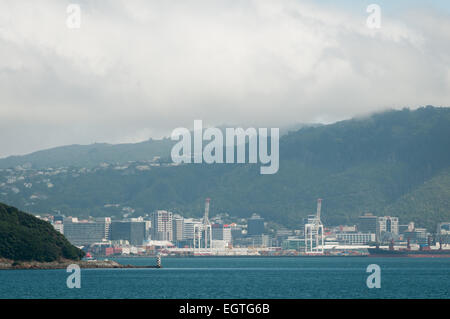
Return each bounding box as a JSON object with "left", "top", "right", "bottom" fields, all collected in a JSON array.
[{"left": 0, "top": 0, "right": 449, "bottom": 157}]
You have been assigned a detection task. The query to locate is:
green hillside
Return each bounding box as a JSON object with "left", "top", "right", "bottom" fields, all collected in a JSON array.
[
  {"left": 0, "top": 202, "right": 84, "bottom": 262},
  {"left": 383, "top": 167, "right": 450, "bottom": 230},
  {"left": 0, "top": 106, "right": 449, "bottom": 231}
]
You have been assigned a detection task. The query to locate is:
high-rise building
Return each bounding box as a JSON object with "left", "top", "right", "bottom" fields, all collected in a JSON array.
[
  {"left": 151, "top": 210, "right": 173, "bottom": 241},
  {"left": 110, "top": 221, "right": 146, "bottom": 245},
  {"left": 172, "top": 216, "right": 184, "bottom": 242},
  {"left": 358, "top": 213, "right": 378, "bottom": 233},
  {"left": 183, "top": 219, "right": 195, "bottom": 240},
  {"left": 247, "top": 214, "right": 264, "bottom": 236},
  {"left": 63, "top": 218, "right": 111, "bottom": 246}
]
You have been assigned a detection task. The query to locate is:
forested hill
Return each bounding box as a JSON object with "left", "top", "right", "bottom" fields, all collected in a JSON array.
[
  {"left": 0, "top": 106, "right": 449, "bottom": 231},
  {"left": 0, "top": 124, "right": 313, "bottom": 169},
  {"left": 0, "top": 202, "right": 84, "bottom": 262}
]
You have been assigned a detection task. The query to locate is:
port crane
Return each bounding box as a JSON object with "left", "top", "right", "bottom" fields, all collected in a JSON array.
[
  {"left": 304, "top": 198, "right": 324, "bottom": 254},
  {"left": 193, "top": 198, "right": 212, "bottom": 252}
]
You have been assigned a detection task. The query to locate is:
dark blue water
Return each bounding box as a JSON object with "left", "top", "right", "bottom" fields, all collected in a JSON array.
[{"left": 0, "top": 257, "right": 449, "bottom": 298}]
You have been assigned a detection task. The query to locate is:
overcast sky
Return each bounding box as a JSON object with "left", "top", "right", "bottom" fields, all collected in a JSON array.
[{"left": 0, "top": 0, "right": 449, "bottom": 157}]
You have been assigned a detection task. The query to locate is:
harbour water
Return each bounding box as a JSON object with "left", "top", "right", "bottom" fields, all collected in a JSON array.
[{"left": 0, "top": 257, "right": 449, "bottom": 299}]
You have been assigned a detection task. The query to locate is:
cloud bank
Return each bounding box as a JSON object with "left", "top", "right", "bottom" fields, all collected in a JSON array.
[{"left": 0, "top": 0, "right": 449, "bottom": 157}]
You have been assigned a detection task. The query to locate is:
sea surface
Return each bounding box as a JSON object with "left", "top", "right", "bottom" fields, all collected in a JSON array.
[{"left": 0, "top": 257, "right": 449, "bottom": 299}]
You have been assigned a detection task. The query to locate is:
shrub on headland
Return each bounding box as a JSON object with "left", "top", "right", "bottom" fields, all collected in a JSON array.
[{"left": 0, "top": 202, "right": 84, "bottom": 262}]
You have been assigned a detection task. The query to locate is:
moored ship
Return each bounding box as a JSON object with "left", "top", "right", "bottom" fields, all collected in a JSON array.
[
  {"left": 368, "top": 247, "right": 450, "bottom": 257},
  {"left": 368, "top": 240, "right": 450, "bottom": 257}
]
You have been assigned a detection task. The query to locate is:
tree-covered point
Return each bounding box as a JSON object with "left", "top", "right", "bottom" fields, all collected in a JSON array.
[{"left": 0, "top": 202, "right": 84, "bottom": 262}]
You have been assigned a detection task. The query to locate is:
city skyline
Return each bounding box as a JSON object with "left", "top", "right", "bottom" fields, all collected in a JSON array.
[{"left": 41, "top": 203, "right": 448, "bottom": 252}]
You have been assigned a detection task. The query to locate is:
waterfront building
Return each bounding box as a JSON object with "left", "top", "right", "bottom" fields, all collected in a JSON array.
[
  {"left": 211, "top": 240, "right": 228, "bottom": 249},
  {"left": 248, "top": 234, "right": 271, "bottom": 247},
  {"left": 404, "top": 228, "right": 429, "bottom": 245},
  {"left": 63, "top": 217, "right": 111, "bottom": 246},
  {"left": 282, "top": 237, "right": 304, "bottom": 250},
  {"left": 335, "top": 232, "right": 376, "bottom": 245},
  {"left": 211, "top": 223, "right": 232, "bottom": 244},
  {"left": 276, "top": 227, "right": 293, "bottom": 238}
]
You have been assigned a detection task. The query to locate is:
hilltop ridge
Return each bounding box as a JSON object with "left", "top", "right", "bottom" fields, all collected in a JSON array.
[{"left": 0, "top": 106, "right": 449, "bottom": 230}]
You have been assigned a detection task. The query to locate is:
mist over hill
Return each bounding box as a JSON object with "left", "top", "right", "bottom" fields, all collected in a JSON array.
[
  {"left": 0, "top": 123, "right": 316, "bottom": 169},
  {"left": 0, "top": 106, "right": 449, "bottom": 231},
  {"left": 0, "top": 138, "right": 175, "bottom": 169}
]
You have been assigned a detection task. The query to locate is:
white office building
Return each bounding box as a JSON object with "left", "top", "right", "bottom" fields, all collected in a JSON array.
[
  {"left": 183, "top": 218, "right": 203, "bottom": 240},
  {"left": 377, "top": 216, "right": 399, "bottom": 238}
]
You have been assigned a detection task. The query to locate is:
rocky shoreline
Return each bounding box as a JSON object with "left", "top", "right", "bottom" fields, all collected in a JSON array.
[{"left": 0, "top": 258, "right": 160, "bottom": 270}]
